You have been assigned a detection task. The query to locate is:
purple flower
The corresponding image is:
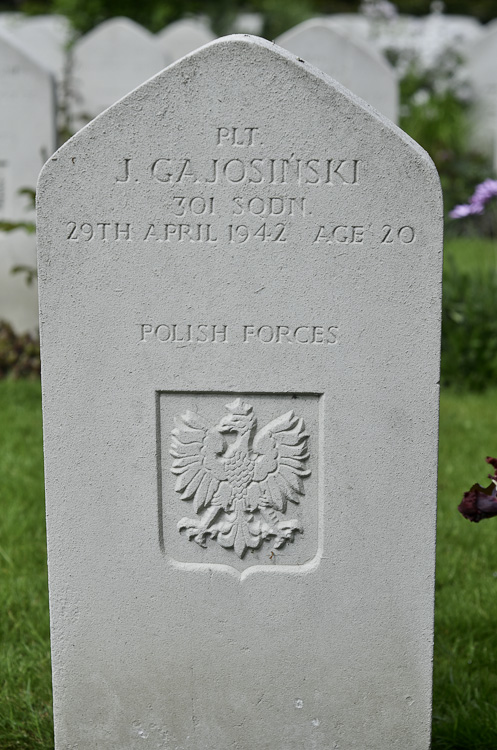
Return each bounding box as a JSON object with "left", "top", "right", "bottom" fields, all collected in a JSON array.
[
  {"left": 472, "top": 179, "right": 497, "bottom": 207},
  {"left": 449, "top": 203, "right": 483, "bottom": 219},
  {"left": 458, "top": 457, "right": 497, "bottom": 522},
  {"left": 450, "top": 179, "right": 497, "bottom": 219}
]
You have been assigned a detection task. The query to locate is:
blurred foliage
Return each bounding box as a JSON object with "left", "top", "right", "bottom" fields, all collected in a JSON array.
[
  {"left": 441, "top": 260, "right": 497, "bottom": 391},
  {"left": 0, "top": 189, "right": 36, "bottom": 236},
  {"left": 0, "top": 321, "right": 40, "bottom": 379},
  {"left": 395, "top": 53, "right": 493, "bottom": 223},
  {"left": 1, "top": 0, "right": 497, "bottom": 35},
  {"left": 0, "top": 188, "right": 37, "bottom": 286},
  {"left": 0, "top": 219, "right": 35, "bottom": 234},
  {"left": 0, "top": 0, "right": 315, "bottom": 35}
]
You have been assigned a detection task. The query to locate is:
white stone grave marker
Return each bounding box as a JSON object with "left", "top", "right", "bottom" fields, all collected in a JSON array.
[
  {"left": 157, "top": 18, "right": 215, "bottom": 63},
  {"left": 12, "top": 14, "right": 72, "bottom": 84},
  {"left": 0, "top": 30, "right": 55, "bottom": 332},
  {"left": 232, "top": 12, "right": 264, "bottom": 35},
  {"left": 325, "top": 12, "right": 371, "bottom": 41},
  {"left": 466, "top": 20, "right": 497, "bottom": 171},
  {"left": 71, "top": 17, "right": 166, "bottom": 129},
  {"left": 277, "top": 19, "right": 398, "bottom": 123},
  {"left": 38, "top": 35, "right": 441, "bottom": 749},
  {"left": 0, "top": 12, "right": 24, "bottom": 35}
]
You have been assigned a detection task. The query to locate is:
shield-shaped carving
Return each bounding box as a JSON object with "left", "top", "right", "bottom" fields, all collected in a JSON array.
[{"left": 158, "top": 391, "right": 321, "bottom": 578}]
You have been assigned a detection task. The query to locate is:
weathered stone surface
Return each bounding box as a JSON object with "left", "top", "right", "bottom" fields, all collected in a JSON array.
[
  {"left": 277, "top": 19, "right": 398, "bottom": 123},
  {"left": 71, "top": 17, "right": 166, "bottom": 129},
  {"left": 157, "top": 19, "right": 215, "bottom": 63},
  {"left": 0, "top": 30, "right": 55, "bottom": 332},
  {"left": 38, "top": 35, "right": 442, "bottom": 749}
]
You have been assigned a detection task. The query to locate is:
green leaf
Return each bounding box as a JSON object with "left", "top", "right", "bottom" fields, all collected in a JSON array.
[{"left": 0, "top": 221, "right": 36, "bottom": 235}]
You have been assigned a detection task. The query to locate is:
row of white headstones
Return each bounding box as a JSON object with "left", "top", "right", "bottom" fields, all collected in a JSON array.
[
  {"left": 1, "top": 12, "right": 496, "bottom": 333},
  {"left": 0, "top": 11, "right": 493, "bottom": 123}
]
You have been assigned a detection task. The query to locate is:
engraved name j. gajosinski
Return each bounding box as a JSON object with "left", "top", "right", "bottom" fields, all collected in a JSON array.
[{"left": 171, "top": 399, "right": 310, "bottom": 559}]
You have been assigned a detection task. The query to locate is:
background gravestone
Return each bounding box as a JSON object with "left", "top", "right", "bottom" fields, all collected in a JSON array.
[
  {"left": 232, "top": 12, "right": 264, "bottom": 35},
  {"left": 0, "top": 30, "right": 55, "bottom": 332},
  {"left": 71, "top": 17, "right": 167, "bottom": 130},
  {"left": 327, "top": 12, "right": 481, "bottom": 70},
  {"left": 277, "top": 19, "right": 398, "bottom": 123},
  {"left": 466, "top": 20, "right": 497, "bottom": 171},
  {"left": 0, "top": 11, "right": 23, "bottom": 35},
  {"left": 11, "top": 14, "right": 71, "bottom": 85},
  {"left": 38, "top": 35, "right": 442, "bottom": 749},
  {"left": 157, "top": 18, "right": 215, "bottom": 63},
  {"left": 325, "top": 12, "right": 371, "bottom": 40},
  {"left": 418, "top": 12, "right": 482, "bottom": 65}
]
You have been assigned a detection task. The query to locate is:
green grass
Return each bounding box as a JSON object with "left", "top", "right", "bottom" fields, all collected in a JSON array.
[
  {"left": 0, "top": 380, "right": 52, "bottom": 749},
  {"left": 444, "top": 236, "right": 497, "bottom": 276},
  {"left": 433, "top": 387, "right": 497, "bottom": 749},
  {"left": 2, "top": 375, "right": 497, "bottom": 748}
]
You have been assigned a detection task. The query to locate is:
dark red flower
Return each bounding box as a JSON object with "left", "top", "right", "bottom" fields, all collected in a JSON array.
[{"left": 458, "top": 457, "right": 497, "bottom": 522}]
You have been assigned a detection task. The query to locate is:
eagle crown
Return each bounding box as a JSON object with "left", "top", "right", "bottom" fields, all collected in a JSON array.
[{"left": 216, "top": 399, "right": 256, "bottom": 454}]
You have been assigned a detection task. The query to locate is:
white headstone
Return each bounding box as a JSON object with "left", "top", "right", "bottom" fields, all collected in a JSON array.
[
  {"left": 0, "top": 30, "right": 55, "bottom": 332},
  {"left": 277, "top": 20, "right": 398, "bottom": 123},
  {"left": 327, "top": 12, "right": 482, "bottom": 70},
  {"left": 0, "top": 12, "right": 24, "bottom": 35},
  {"left": 232, "top": 12, "right": 264, "bottom": 35},
  {"left": 71, "top": 17, "right": 166, "bottom": 129},
  {"left": 403, "top": 12, "right": 482, "bottom": 68},
  {"left": 157, "top": 19, "right": 215, "bottom": 63},
  {"left": 466, "top": 20, "right": 497, "bottom": 170},
  {"left": 38, "top": 35, "right": 441, "bottom": 749},
  {"left": 11, "top": 14, "right": 72, "bottom": 84},
  {"left": 326, "top": 12, "right": 372, "bottom": 40}
]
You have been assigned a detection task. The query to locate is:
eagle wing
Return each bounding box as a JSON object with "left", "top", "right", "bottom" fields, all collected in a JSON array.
[
  {"left": 252, "top": 410, "right": 310, "bottom": 512},
  {"left": 170, "top": 410, "right": 228, "bottom": 513}
]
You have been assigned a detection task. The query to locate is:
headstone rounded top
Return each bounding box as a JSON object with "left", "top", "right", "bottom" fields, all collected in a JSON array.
[
  {"left": 0, "top": 11, "right": 25, "bottom": 34},
  {"left": 16, "top": 13, "right": 71, "bottom": 34},
  {"left": 11, "top": 13, "right": 71, "bottom": 80},
  {"left": 467, "top": 17, "right": 497, "bottom": 53},
  {"left": 281, "top": 19, "right": 392, "bottom": 70},
  {"left": 232, "top": 12, "right": 264, "bottom": 35},
  {"left": 78, "top": 16, "right": 156, "bottom": 43},
  {"left": 0, "top": 25, "right": 54, "bottom": 77},
  {"left": 72, "top": 16, "right": 166, "bottom": 126},
  {"left": 43, "top": 34, "right": 434, "bottom": 203},
  {"left": 484, "top": 17, "right": 497, "bottom": 32},
  {"left": 276, "top": 20, "right": 398, "bottom": 123},
  {"left": 157, "top": 18, "right": 216, "bottom": 62},
  {"left": 0, "top": 24, "right": 55, "bottom": 334},
  {"left": 324, "top": 13, "right": 371, "bottom": 40}
]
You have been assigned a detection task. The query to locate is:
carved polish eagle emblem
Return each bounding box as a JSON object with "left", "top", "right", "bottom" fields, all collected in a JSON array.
[{"left": 171, "top": 399, "right": 311, "bottom": 559}]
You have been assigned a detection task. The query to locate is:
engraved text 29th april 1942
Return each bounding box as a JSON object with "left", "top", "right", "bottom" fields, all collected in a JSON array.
[{"left": 62, "top": 126, "right": 416, "bottom": 248}]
